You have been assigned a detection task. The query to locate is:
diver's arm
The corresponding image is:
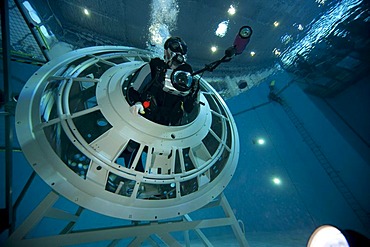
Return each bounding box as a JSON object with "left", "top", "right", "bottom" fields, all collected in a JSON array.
[
  {"left": 132, "top": 63, "right": 153, "bottom": 93},
  {"left": 127, "top": 63, "right": 152, "bottom": 105},
  {"left": 149, "top": 58, "right": 167, "bottom": 81}
]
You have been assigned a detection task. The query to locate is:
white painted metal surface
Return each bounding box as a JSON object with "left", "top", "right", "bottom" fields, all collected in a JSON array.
[
  {"left": 15, "top": 46, "right": 239, "bottom": 221},
  {"left": 4, "top": 191, "right": 249, "bottom": 247}
]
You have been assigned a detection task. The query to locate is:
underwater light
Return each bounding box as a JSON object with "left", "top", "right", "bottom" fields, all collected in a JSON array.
[
  {"left": 272, "top": 177, "right": 281, "bottom": 185},
  {"left": 307, "top": 225, "right": 370, "bottom": 247},
  {"left": 211, "top": 46, "right": 217, "bottom": 52},
  {"left": 228, "top": 5, "right": 236, "bottom": 15},
  {"left": 215, "top": 20, "right": 229, "bottom": 37},
  {"left": 252, "top": 138, "right": 265, "bottom": 145},
  {"left": 273, "top": 21, "right": 279, "bottom": 27},
  {"left": 83, "top": 8, "right": 90, "bottom": 16},
  {"left": 250, "top": 51, "right": 256, "bottom": 57}
]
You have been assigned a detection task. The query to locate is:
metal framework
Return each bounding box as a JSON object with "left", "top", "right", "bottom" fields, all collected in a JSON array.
[
  {"left": 1, "top": 44, "right": 249, "bottom": 245},
  {"left": 4, "top": 191, "right": 249, "bottom": 247},
  {"left": 15, "top": 46, "right": 240, "bottom": 221}
]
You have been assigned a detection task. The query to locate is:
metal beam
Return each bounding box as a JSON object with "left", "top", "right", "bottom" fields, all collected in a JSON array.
[
  {"left": 219, "top": 193, "right": 250, "bottom": 247},
  {"left": 5, "top": 190, "right": 59, "bottom": 245},
  {"left": 1, "top": 0, "right": 14, "bottom": 235},
  {"left": 5, "top": 192, "right": 249, "bottom": 247},
  {"left": 183, "top": 214, "right": 213, "bottom": 247}
]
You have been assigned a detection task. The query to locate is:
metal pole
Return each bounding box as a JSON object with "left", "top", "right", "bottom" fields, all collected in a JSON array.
[{"left": 1, "top": 0, "right": 14, "bottom": 235}]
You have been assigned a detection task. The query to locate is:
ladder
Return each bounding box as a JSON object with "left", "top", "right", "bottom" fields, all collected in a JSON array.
[{"left": 282, "top": 101, "right": 370, "bottom": 230}]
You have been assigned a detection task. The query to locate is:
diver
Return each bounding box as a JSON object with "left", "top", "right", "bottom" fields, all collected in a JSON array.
[
  {"left": 268, "top": 80, "right": 283, "bottom": 104},
  {"left": 128, "top": 37, "right": 199, "bottom": 126}
]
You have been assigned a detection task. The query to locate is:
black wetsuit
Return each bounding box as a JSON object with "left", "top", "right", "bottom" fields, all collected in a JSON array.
[{"left": 128, "top": 58, "right": 198, "bottom": 126}]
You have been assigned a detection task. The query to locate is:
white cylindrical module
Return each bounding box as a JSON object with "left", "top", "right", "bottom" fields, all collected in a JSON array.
[{"left": 15, "top": 46, "right": 239, "bottom": 221}]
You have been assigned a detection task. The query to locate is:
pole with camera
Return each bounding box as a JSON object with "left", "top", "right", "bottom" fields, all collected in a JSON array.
[{"left": 192, "top": 25, "right": 253, "bottom": 76}]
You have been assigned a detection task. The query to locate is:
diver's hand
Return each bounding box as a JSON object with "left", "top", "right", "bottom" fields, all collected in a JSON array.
[{"left": 130, "top": 102, "right": 145, "bottom": 116}]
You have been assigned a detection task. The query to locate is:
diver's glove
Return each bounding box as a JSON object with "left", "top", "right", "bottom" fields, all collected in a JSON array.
[{"left": 130, "top": 102, "right": 145, "bottom": 116}]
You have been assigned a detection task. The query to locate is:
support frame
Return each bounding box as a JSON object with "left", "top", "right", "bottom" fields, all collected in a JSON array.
[{"left": 5, "top": 191, "right": 249, "bottom": 247}]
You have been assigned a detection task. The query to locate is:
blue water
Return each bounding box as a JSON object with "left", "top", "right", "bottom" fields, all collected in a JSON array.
[{"left": 1, "top": 0, "right": 370, "bottom": 246}]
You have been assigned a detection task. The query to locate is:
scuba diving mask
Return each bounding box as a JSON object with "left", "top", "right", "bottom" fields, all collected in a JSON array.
[
  {"left": 164, "top": 49, "right": 185, "bottom": 68},
  {"left": 164, "top": 37, "right": 187, "bottom": 68}
]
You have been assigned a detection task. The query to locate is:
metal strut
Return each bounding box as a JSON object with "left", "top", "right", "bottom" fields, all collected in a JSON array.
[{"left": 5, "top": 191, "right": 249, "bottom": 247}]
